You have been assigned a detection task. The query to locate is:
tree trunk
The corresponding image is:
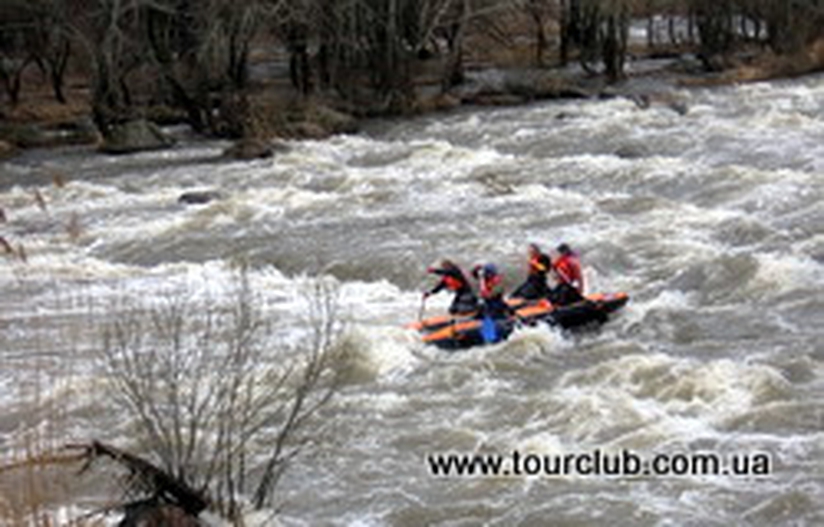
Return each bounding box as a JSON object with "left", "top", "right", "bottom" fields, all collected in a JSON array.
[
  {"left": 287, "top": 22, "right": 312, "bottom": 96},
  {"left": 668, "top": 14, "right": 677, "bottom": 45},
  {"left": 442, "top": 0, "right": 467, "bottom": 92},
  {"left": 49, "top": 41, "right": 71, "bottom": 104},
  {"left": 532, "top": 10, "right": 547, "bottom": 67},
  {"left": 0, "top": 59, "right": 28, "bottom": 106},
  {"left": 603, "top": 14, "right": 623, "bottom": 82},
  {"left": 560, "top": 0, "right": 583, "bottom": 66},
  {"left": 560, "top": 0, "right": 569, "bottom": 65}
]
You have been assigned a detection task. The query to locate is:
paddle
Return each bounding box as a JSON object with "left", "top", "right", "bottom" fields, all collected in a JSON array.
[{"left": 419, "top": 293, "right": 427, "bottom": 322}]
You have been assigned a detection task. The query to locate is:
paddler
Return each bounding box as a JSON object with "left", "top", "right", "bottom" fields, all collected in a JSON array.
[
  {"left": 423, "top": 259, "right": 478, "bottom": 315},
  {"left": 472, "top": 263, "right": 511, "bottom": 320},
  {"left": 550, "top": 243, "right": 585, "bottom": 305},
  {"left": 511, "top": 243, "right": 552, "bottom": 300}
]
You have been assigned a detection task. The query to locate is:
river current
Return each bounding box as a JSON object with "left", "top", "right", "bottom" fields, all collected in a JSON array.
[{"left": 1, "top": 74, "right": 823, "bottom": 525}]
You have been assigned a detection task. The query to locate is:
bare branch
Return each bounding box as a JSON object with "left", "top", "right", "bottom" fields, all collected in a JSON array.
[{"left": 96, "top": 271, "right": 344, "bottom": 521}]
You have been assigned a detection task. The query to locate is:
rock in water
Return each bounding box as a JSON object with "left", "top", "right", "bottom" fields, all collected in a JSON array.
[
  {"left": 100, "top": 119, "right": 175, "bottom": 154},
  {"left": 178, "top": 190, "right": 223, "bottom": 205},
  {"left": 222, "top": 138, "right": 276, "bottom": 160}
]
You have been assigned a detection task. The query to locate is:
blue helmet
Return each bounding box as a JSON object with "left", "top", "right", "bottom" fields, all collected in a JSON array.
[{"left": 482, "top": 263, "right": 498, "bottom": 276}]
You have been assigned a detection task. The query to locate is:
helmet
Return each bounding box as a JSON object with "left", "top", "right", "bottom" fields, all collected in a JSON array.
[
  {"left": 557, "top": 243, "right": 572, "bottom": 255},
  {"left": 482, "top": 263, "right": 498, "bottom": 276}
]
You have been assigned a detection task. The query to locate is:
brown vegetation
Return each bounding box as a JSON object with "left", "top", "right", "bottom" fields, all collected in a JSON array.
[
  {"left": 0, "top": 428, "right": 106, "bottom": 526},
  {"left": 1, "top": 1, "right": 823, "bottom": 158}
]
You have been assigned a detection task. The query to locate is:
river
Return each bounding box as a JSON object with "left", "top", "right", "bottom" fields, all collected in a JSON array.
[{"left": 1, "top": 73, "right": 822, "bottom": 525}]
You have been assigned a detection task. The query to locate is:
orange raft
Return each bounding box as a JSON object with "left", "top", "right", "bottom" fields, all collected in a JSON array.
[{"left": 409, "top": 292, "right": 629, "bottom": 350}]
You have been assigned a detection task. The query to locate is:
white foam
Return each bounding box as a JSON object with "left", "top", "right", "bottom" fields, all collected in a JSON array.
[
  {"left": 749, "top": 251, "right": 824, "bottom": 298},
  {"left": 549, "top": 353, "right": 792, "bottom": 448}
]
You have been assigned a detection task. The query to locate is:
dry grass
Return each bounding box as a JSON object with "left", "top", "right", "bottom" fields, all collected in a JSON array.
[
  {"left": 680, "top": 40, "right": 824, "bottom": 87},
  {"left": 0, "top": 67, "right": 91, "bottom": 127},
  {"left": 1, "top": 98, "right": 90, "bottom": 127},
  {"left": 0, "top": 433, "right": 106, "bottom": 526}
]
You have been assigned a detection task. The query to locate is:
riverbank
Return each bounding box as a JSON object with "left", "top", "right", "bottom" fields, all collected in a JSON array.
[{"left": 2, "top": 40, "right": 823, "bottom": 163}]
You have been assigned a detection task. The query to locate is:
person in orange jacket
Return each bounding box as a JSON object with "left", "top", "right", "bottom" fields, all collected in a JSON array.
[
  {"left": 551, "top": 243, "right": 585, "bottom": 305},
  {"left": 511, "top": 243, "right": 552, "bottom": 300},
  {"left": 423, "top": 259, "right": 478, "bottom": 314}
]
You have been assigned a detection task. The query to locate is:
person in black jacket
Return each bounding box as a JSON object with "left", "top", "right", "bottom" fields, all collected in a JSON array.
[
  {"left": 511, "top": 243, "right": 552, "bottom": 300},
  {"left": 423, "top": 260, "right": 478, "bottom": 314}
]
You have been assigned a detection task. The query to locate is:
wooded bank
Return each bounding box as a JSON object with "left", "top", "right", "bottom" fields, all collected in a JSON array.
[{"left": 1, "top": 0, "right": 823, "bottom": 157}]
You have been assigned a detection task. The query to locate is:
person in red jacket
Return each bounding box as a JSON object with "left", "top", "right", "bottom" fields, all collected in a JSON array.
[
  {"left": 551, "top": 243, "right": 585, "bottom": 305},
  {"left": 511, "top": 243, "right": 552, "bottom": 300},
  {"left": 423, "top": 260, "right": 478, "bottom": 314}
]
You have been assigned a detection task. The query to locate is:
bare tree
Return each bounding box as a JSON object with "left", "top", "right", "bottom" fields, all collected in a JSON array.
[
  {"left": 644, "top": 0, "right": 685, "bottom": 49},
  {"left": 306, "top": 0, "right": 472, "bottom": 109},
  {"left": 146, "top": 0, "right": 283, "bottom": 136},
  {"left": 28, "top": 0, "right": 74, "bottom": 104},
  {"left": 758, "top": 0, "right": 824, "bottom": 54},
  {"left": 683, "top": 0, "right": 824, "bottom": 67},
  {"left": 98, "top": 271, "right": 345, "bottom": 521},
  {"left": 562, "top": 0, "right": 629, "bottom": 81},
  {"left": 69, "top": 0, "right": 159, "bottom": 132},
  {"left": 691, "top": 0, "right": 735, "bottom": 68},
  {"left": 559, "top": 0, "right": 582, "bottom": 65},
  {"left": 519, "top": 0, "right": 554, "bottom": 67},
  {"left": 0, "top": 1, "right": 37, "bottom": 105}
]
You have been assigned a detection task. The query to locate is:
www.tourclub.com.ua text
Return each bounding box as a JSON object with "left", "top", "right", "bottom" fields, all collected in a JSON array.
[{"left": 427, "top": 449, "right": 772, "bottom": 478}]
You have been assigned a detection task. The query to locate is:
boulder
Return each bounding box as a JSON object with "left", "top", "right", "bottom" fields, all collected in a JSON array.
[
  {"left": 100, "top": 119, "right": 175, "bottom": 154},
  {"left": 414, "top": 92, "right": 461, "bottom": 113},
  {"left": 668, "top": 100, "right": 689, "bottom": 116},
  {"left": 309, "top": 104, "right": 358, "bottom": 135},
  {"left": 614, "top": 144, "right": 650, "bottom": 159},
  {"left": 286, "top": 121, "right": 328, "bottom": 140},
  {"left": 222, "top": 138, "right": 277, "bottom": 160},
  {"left": 457, "top": 68, "right": 594, "bottom": 106},
  {"left": 628, "top": 92, "right": 688, "bottom": 115},
  {"left": 178, "top": 190, "right": 223, "bottom": 205}
]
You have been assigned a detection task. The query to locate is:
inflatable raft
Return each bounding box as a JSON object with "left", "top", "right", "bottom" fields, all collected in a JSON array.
[{"left": 410, "top": 292, "right": 629, "bottom": 350}]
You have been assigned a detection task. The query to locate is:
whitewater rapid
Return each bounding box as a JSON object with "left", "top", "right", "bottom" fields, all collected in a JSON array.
[{"left": 1, "top": 73, "right": 822, "bottom": 525}]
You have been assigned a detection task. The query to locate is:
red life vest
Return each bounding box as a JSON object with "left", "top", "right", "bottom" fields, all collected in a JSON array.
[
  {"left": 554, "top": 254, "right": 584, "bottom": 293},
  {"left": 480, "top": 273, "right": 504, "bottom": 299},
  {"left": 443, "top": 275, "right": 463, "bottom": 292}
]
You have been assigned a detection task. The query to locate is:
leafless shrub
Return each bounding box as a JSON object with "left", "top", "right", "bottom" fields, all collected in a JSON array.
[{"left": 97, "top": 269, "right": 345, "bottom": 521}]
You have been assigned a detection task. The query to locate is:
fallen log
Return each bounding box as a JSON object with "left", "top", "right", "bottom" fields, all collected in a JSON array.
[{"left": 67, "top": 441, "right": 209, "bottom": 518}]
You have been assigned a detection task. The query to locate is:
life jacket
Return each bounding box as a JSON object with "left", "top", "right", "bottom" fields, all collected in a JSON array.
[
  {"left": 554, "top": 254, "right": 584, "bottom": 293},
  {"left": 480, "top": 273, "right": 504, "bottom": 299},
  {"left": 443, "top": 274, "right": 464, "bottom": 292},
  {"left": 529, "top": 253, "right": 550, "bottom": 276}
]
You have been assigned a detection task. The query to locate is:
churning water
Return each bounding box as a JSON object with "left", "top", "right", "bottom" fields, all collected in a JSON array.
[{"left": 1, "top": 73, "right": 823, "bottom": 525}]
